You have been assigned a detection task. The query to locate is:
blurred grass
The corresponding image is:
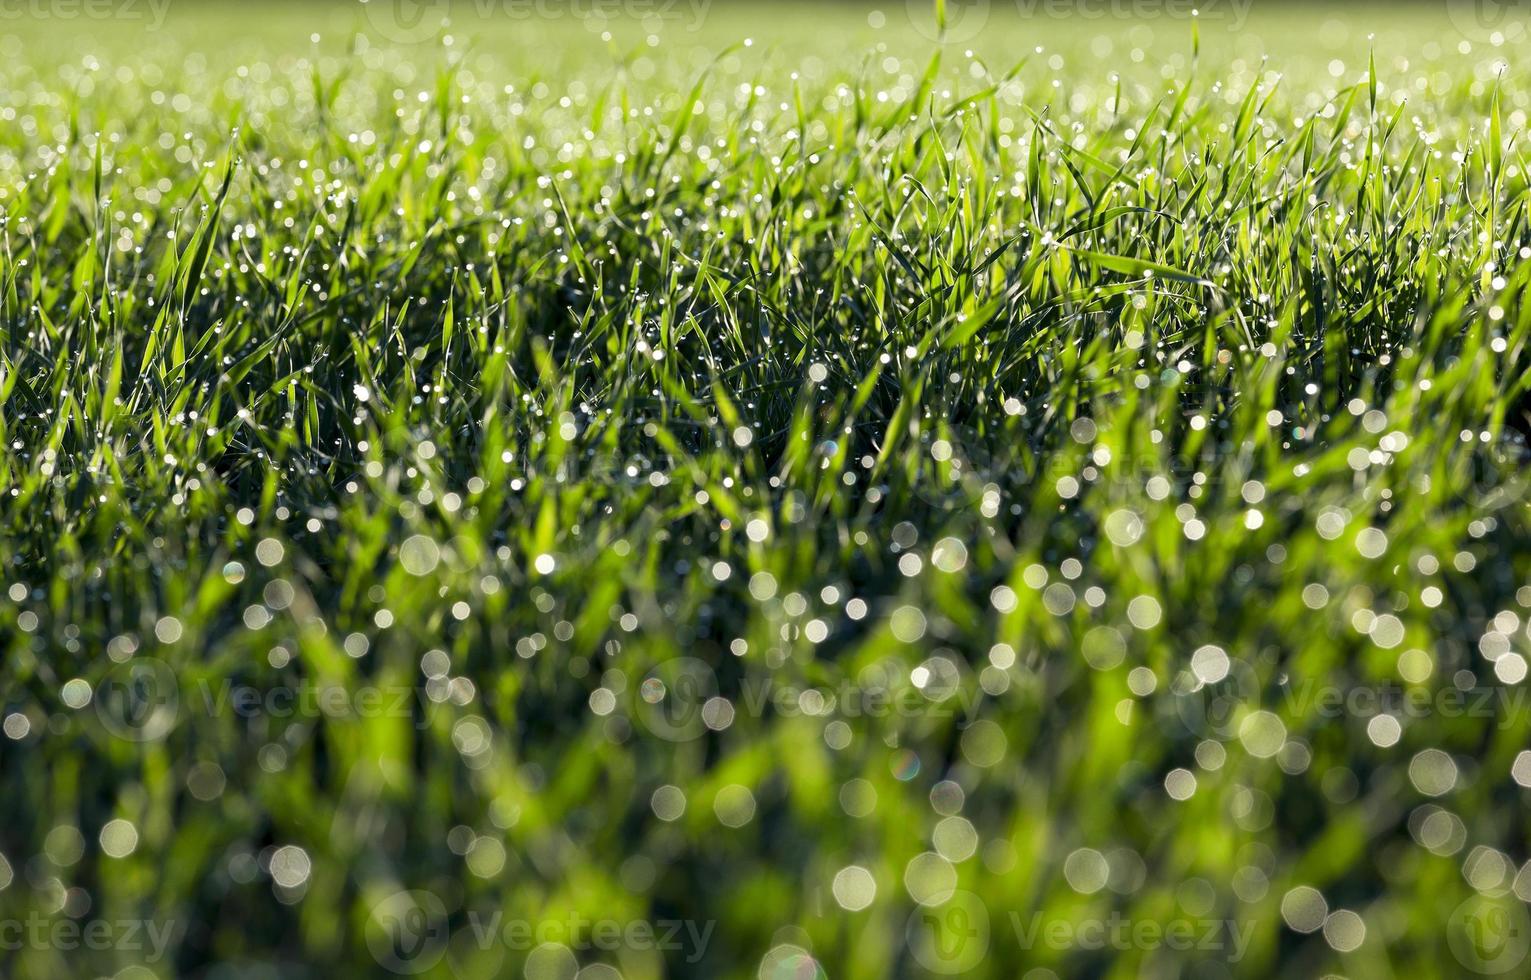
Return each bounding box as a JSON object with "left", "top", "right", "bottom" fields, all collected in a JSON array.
[{"left": 0, "top": 1, "right": 1527, "bottom": 978}]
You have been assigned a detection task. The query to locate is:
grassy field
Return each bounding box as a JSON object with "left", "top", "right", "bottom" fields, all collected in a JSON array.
[{"left": 1, "top": 1, "right": 1529, "bottom": 977}]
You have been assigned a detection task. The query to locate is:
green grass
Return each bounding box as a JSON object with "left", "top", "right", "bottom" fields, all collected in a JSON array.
[{"left": 1, "top": 2, "right": 1530, "bottom": 977}]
